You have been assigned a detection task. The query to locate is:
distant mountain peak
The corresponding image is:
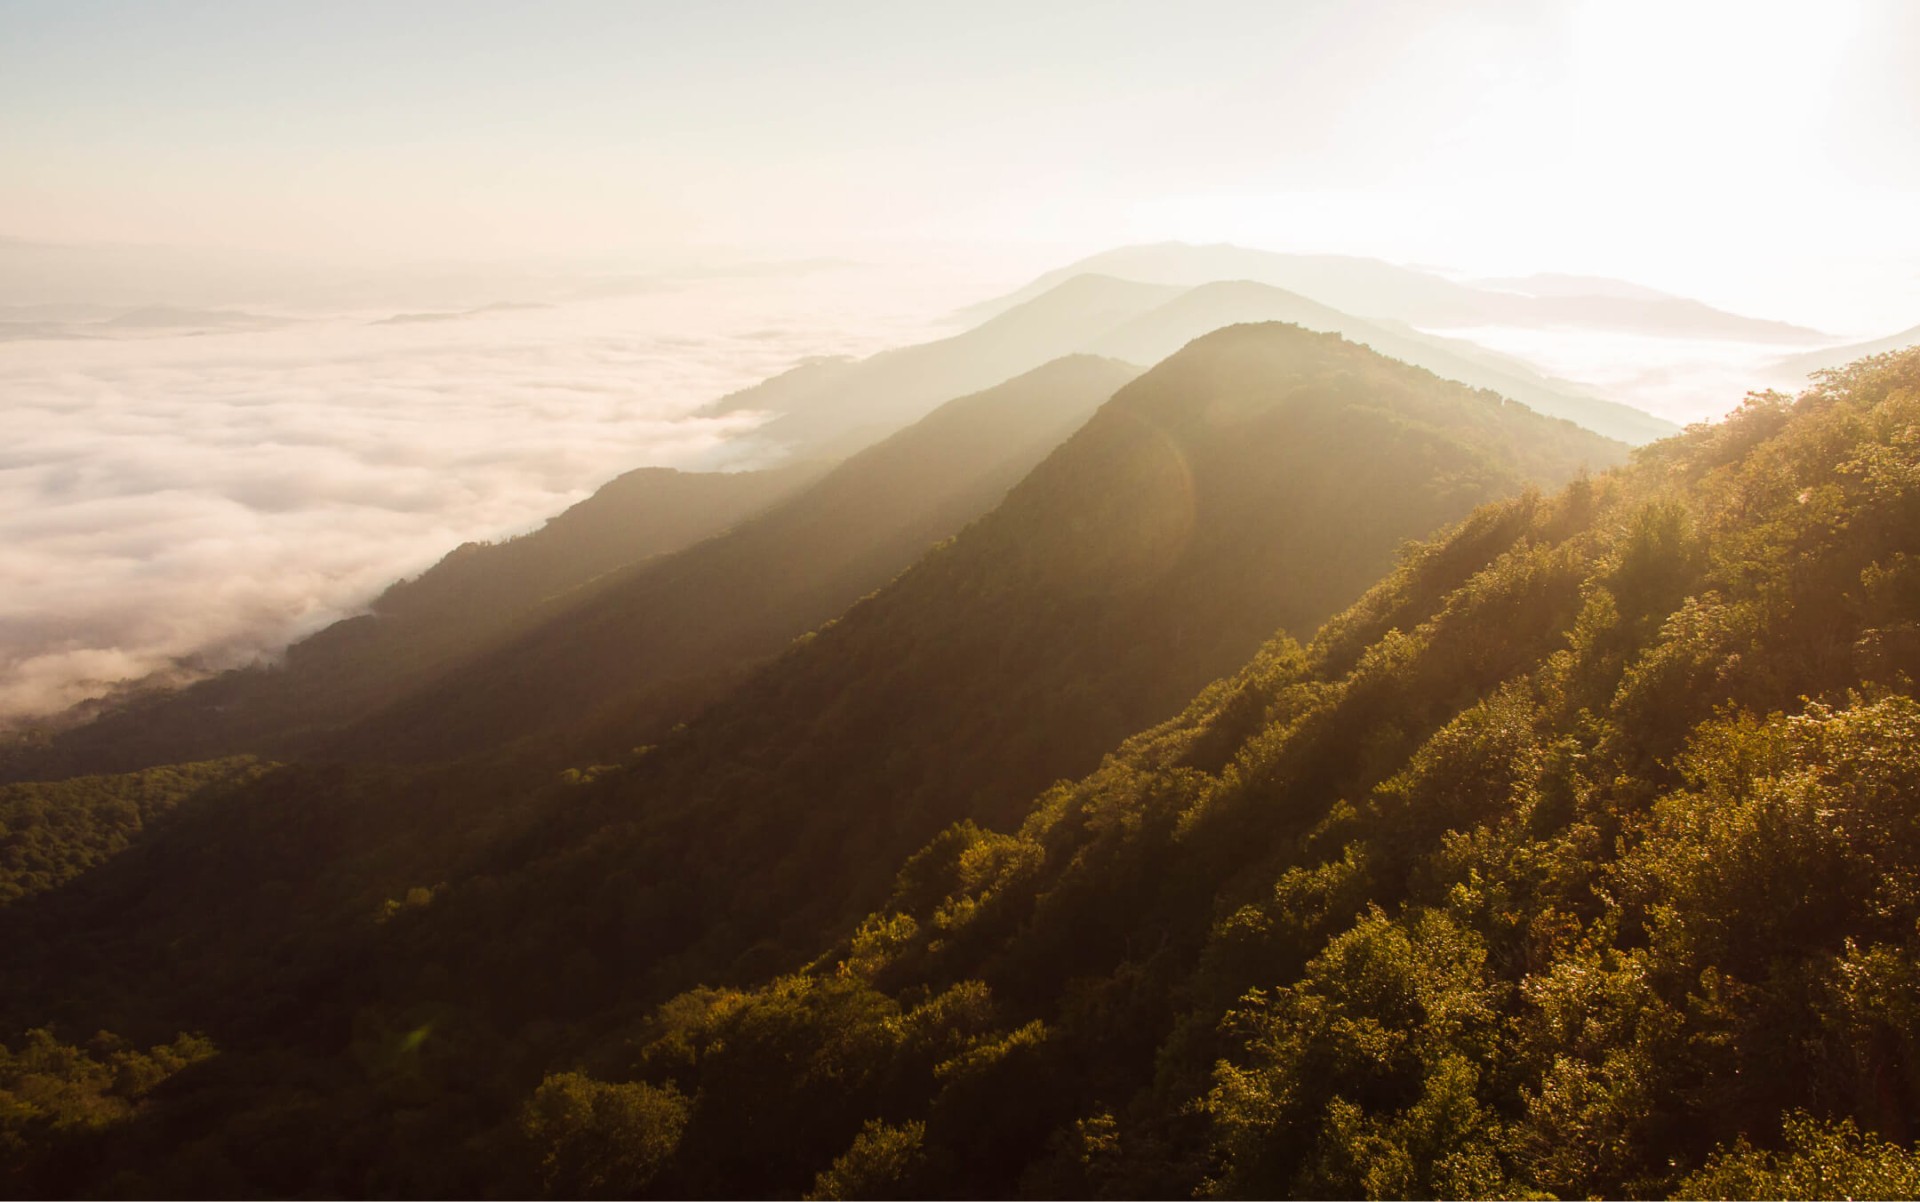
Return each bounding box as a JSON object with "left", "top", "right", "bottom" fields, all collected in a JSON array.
[{"left": 975, "top": 242, "right": 1828, "bottom": 345}]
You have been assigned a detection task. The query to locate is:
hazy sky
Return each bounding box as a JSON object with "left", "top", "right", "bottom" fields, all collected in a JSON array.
[
  {"left": 4, "top": 0, "right": 1917, "bottom": 723},
  {"left": 4, "top": 0, "right": 1917, "bottom": 330}
]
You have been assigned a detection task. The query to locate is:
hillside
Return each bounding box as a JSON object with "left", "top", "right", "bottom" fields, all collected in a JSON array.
[
  {"left": 0, "top": 462, "right": 822, "bottom": 782},
  {"left": 0, "top": 322, "right": 1624, "bottom": 1198},
  {"left": 0, "top": 758, "right": 265, "bottom": 905},
  {"left": 388, "top": 323, "right": 1623, "bottom": 1013},
  {"left": 527, "top": 348, "right": 1920, "bottom": 1199},
  {"left": 19, "top": 345, "right": 1920, "bottom": 1202},
  {"left": 339, "top": 354, "right": 1141, "bottom": 764}
]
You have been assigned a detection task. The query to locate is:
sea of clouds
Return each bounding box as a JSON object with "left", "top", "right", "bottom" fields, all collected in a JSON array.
[
  {"left": 4, "top": 246, "right": 1884, "bottom": 730},
  {"left": 1440, "top": 325, "right": 1831, "bottom": 427},
  {"left": 0, "top": 269, "right": 956, "bottom": 725}
]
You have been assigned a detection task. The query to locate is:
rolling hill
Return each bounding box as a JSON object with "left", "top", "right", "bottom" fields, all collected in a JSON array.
[{"left": 20, "top": 271, "right": 1667, "bottom": 780}]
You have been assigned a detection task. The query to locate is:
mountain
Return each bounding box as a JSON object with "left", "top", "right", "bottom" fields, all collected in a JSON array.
[
  {"left": 717, "top": 271, "right": 1670, "bottom": 454},
  {"left": 1772, "top": 321, "right": 1920, "bottom": 382},
  {"left": 0, "top": 321, "right": 1624, "bottom": 1198},
  {"left": 706, "top": 274, "right": 1182, "bottom": 456},
  {"left": 335, "top": 354, "right": 1142, "bottom": 764},
  {"left": 500, "top": 346, "right": 1920, "bottom": 1200},
  {"left": 364, "top": 324, "right": 1622, "bottom": 1017},
  {"left": 1471, "top": 271, "right": 1678, "bottom": 301},
  {"left": 5, "top": 268, "right": 1671, "bottom": 779},
  {"left": 1, "top": 462, "right": 823, "bottom": 782},
  {"left": 37, "top": 339, "right": 1920, "bottom": 1202},
  {"left": 1086, "top": 279, "right": 1677, "bottom": 444},
  {"left": 972, "top": 242, "right": 1829, "bottom": 344},
  {"left": 371, "top": 302, "right": 550, "bottom": 325},
  {"left": 347, "top": 298, "right": 1664, "bottom": 770}
]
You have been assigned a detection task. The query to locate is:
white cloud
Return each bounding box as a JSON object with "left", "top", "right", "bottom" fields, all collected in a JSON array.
[{"left": 0, "top": 268, "right": 953, "bottom": 725}]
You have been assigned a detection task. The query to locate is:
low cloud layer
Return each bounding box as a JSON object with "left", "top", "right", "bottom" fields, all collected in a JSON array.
[
  {"left": 1440, "top": 325, "right": 1836, "bottom": 426},
  {"left": 0, "top": 271, "right": 947, "bottom": 726}
]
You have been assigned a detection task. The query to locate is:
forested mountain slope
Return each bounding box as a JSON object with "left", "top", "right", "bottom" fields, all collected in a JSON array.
[
  {"left": 14, "top": 343, "right": 1912, "bottom": 1202},
  {"left": 340, "top": 355, "right": 1140, "bottom": 764},
  {"left": 0, "top": 462, "right": 823, "bottom": 783},
  {"left": 0, "top": 758, "right": 264, "bottom": 904},
  {"left": 550, "top": 348, "right": 1920, "bottom": 1199},
  {"left": 399, "top": 322, "right": 1622, "bottom": 1014},
  {"left": 0, "top": 323, "right": 1625, "bottom": 1199}
]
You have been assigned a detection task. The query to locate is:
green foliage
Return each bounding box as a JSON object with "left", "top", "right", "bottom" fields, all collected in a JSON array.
[
  {"left": 1207, "top": 908, "right": 1504, "bottom": 1198},
  {"left": 519, "top": 1072, "right": 687, "bottom": 1199},
  {"left": 0, "top": 758, "right": 262, "bottom": 904},
  {"left": 805, "top": 1119, "right": 930, "bottom": 1200},
  {"left": 580, "top": 344, "right": 1920, "bottom": 1199},
  {"left": 0, "top": 1028, "right": 214, "bottom": 1190},
  {"left": 1676, "top": 1113, "right": 1920, "bottom": 1200}
]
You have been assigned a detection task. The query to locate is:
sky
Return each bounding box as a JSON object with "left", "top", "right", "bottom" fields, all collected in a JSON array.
[
  {"left": 2, "top": 0, "right": 1918, "bottom": 724},
  {"left": 4, "top": 0, "right": 1918, "bottom": 331}
]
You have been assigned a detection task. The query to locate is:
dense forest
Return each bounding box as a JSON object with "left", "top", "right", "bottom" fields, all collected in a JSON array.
[
  {"left": 533, "top": 348, "right": 1920, "bottom": 1199},
  {"left": 6, "top": 335, "right": 1920, "bottom": 1198},
  {"left": 0, "top": 758, "right": 263, "bottom": 903}
]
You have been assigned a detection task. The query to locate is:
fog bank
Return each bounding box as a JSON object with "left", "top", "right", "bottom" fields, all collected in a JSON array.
[{"left": 0, "top": 270, "right": 952, "bottom": 725}]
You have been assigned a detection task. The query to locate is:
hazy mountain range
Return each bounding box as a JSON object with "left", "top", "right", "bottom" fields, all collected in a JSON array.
[
  {"left": 1771, "top": 319, "right": 1920, "bottom": 380},
  {"left": 4, "top": 244, "right": 1920, "bottom": 1200},
  {"left": 716, "top": 269, "right": 1675, "bottom": 456},
  {"left": 969, "top": 242, "right": 1834, "bottom": 343}
]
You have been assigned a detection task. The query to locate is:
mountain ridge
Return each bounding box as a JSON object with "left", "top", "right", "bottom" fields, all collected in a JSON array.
[
  {"left": 517, "top": 346, "right": 1920, "bottom": 1200},
  {"left": 332, "top": 353, "right": 1142, "bottom": 765},
  {"left": 971, "top": 242, "right": 1829, "bottom": 344},
  {"left": 0, "top": 460, "right": 825, "bottom": 782},
  {"left": 385, "top": 321, "right": 1626, "bottom": 1012}
]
